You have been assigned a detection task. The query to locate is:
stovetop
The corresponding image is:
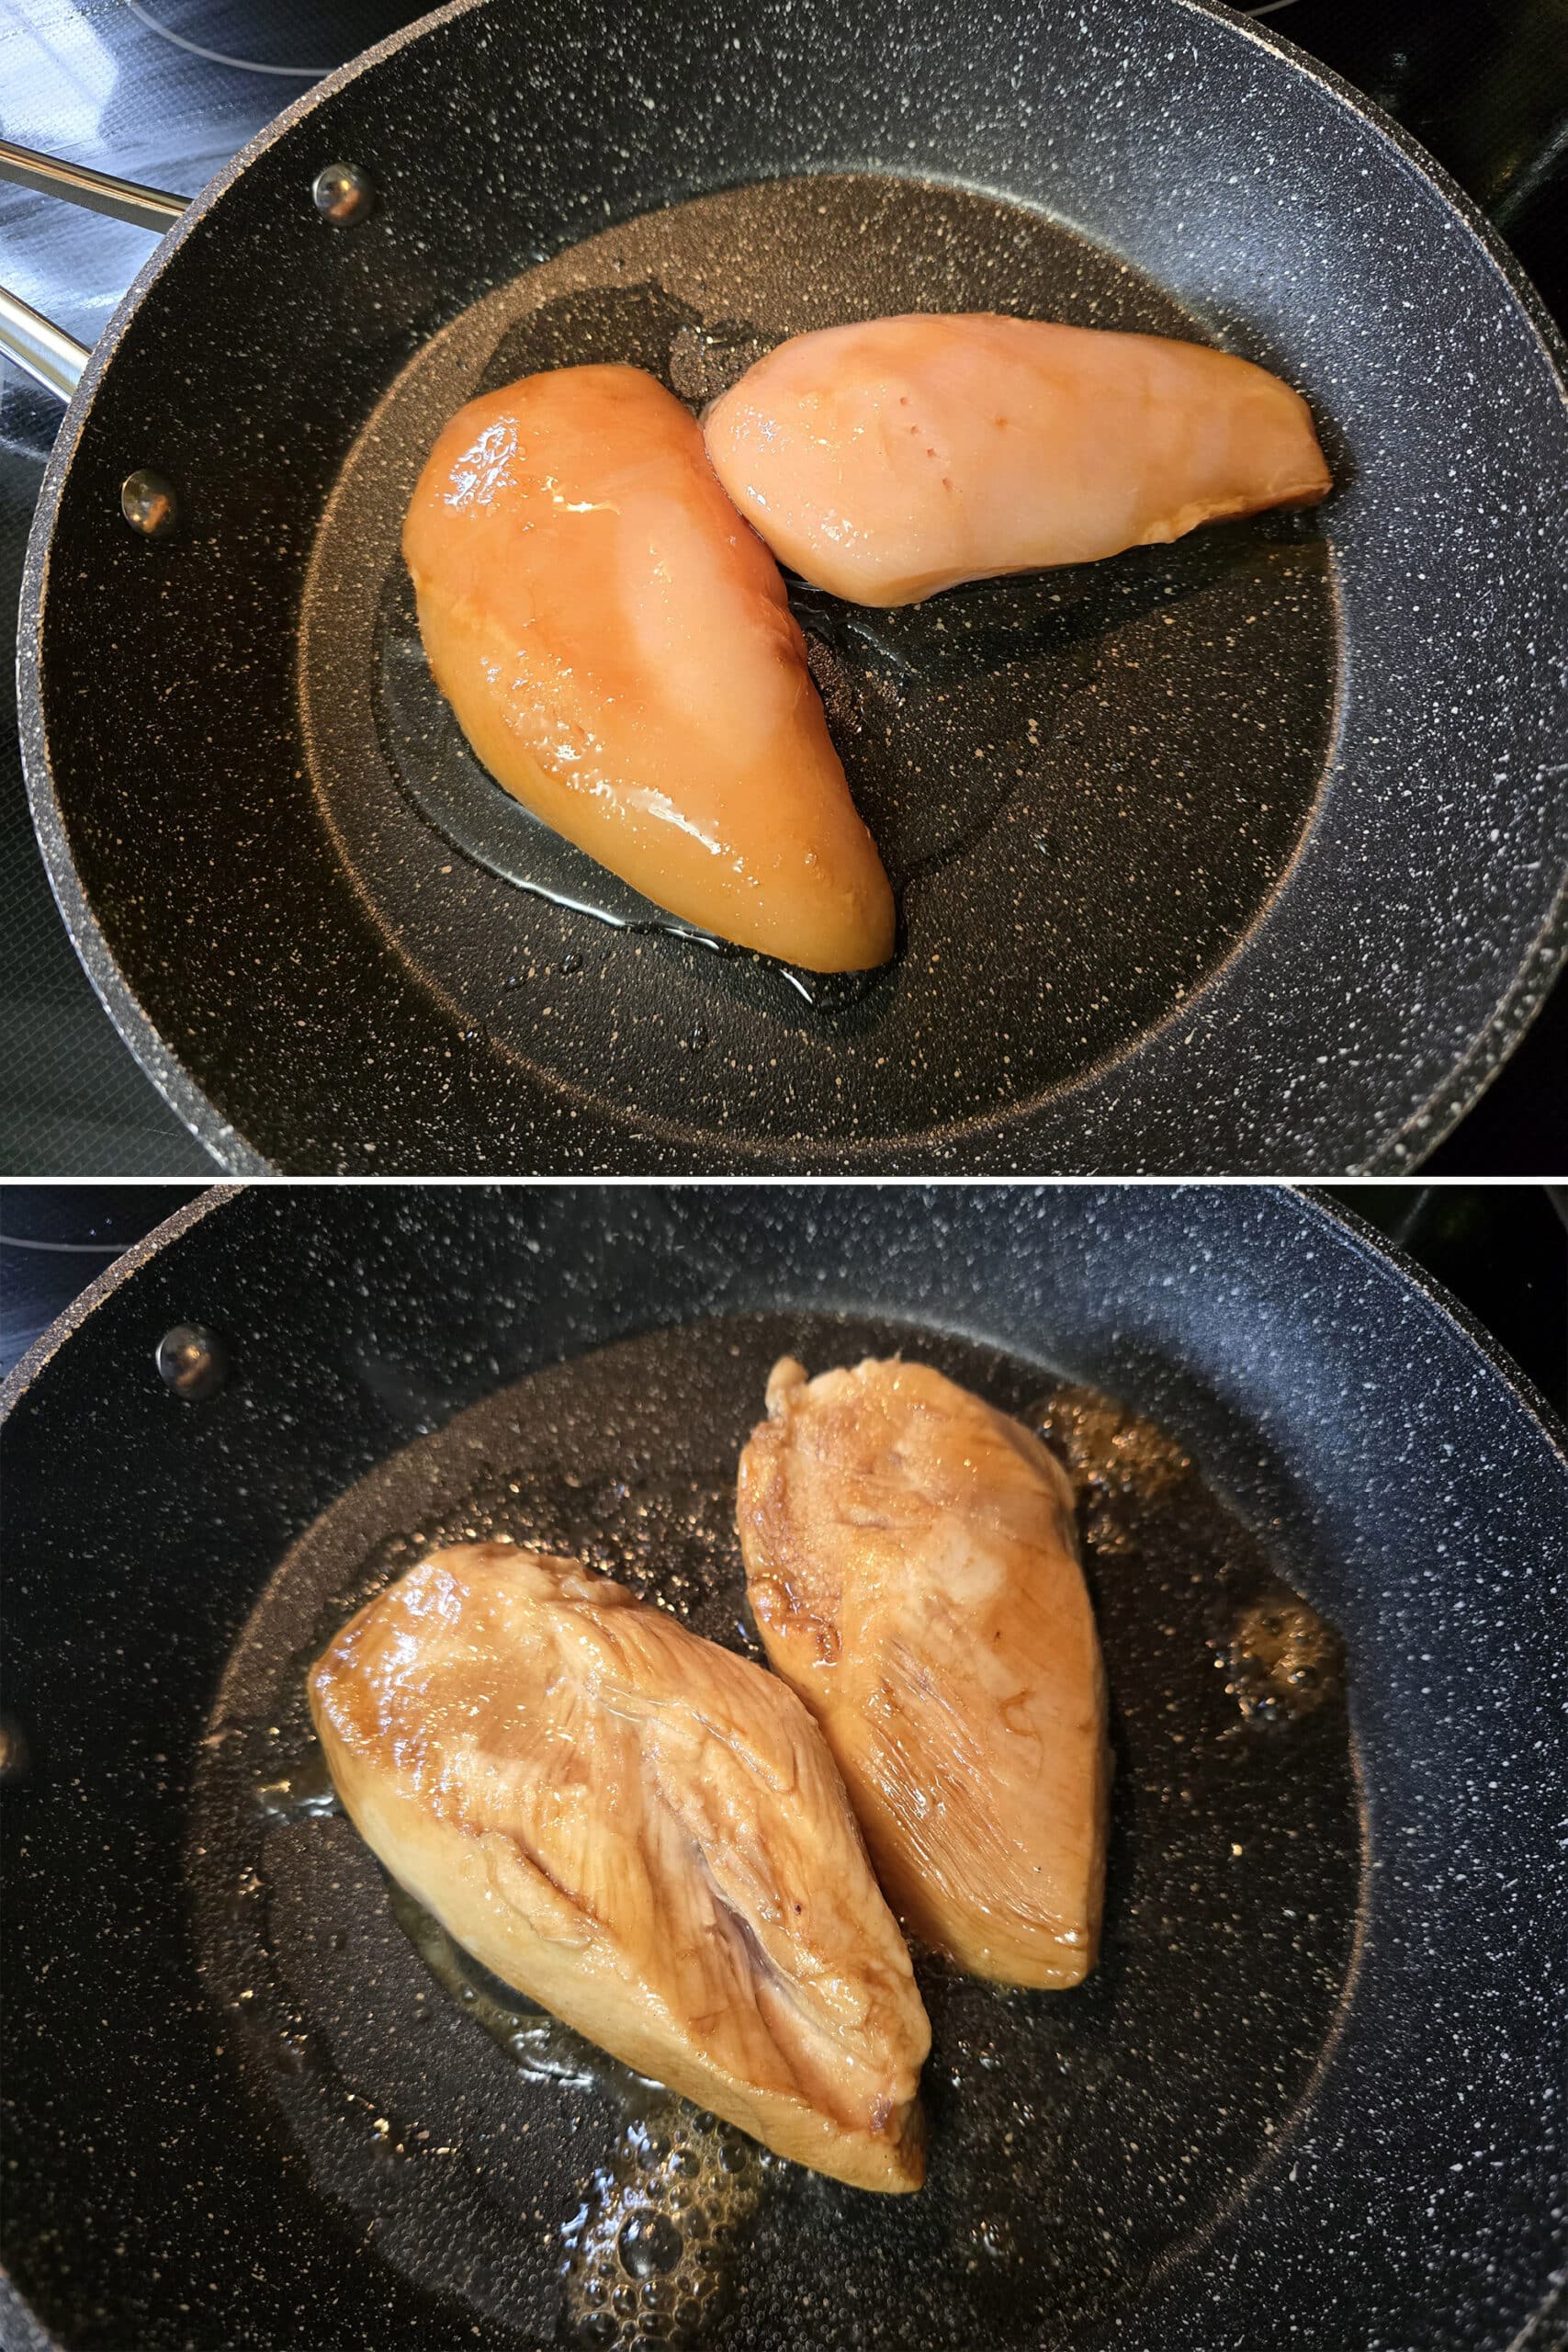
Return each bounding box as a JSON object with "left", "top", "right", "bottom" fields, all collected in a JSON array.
[{"left": 2, "top": 0, "right": 1565, "bottom": 1175}]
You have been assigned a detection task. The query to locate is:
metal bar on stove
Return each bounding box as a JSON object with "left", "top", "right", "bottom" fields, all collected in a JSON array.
[
  {"left": 0, "top": 286, "right": 89, "bottom": 401},
  {"left": 0, "top": 140, "right": 186, "bottom": 232}
]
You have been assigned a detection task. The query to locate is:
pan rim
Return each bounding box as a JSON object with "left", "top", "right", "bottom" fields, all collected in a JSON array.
[
  {"left": 13, "top": 0, "right": 1568, "bottom": 1175},
  {"left": 3, "top": 1181, "right": 1564, "bottom": 1476}
]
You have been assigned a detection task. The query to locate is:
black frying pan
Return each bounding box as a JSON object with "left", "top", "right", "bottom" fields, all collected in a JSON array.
[
  {"left": 2, "top": 1183, "right": 1564, "bottom": 2349},
  {"left": 6, "top": 0, "right": 1568, "bottom": 1176}
]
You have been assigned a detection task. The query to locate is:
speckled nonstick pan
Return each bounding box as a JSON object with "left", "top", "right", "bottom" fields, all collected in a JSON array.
[
  {"left": 2, "top": 1184, "right": 1564, "bottom": 2350},
  {"left": 14, "top": 0, "right": 1568, "bottom": 1173}
]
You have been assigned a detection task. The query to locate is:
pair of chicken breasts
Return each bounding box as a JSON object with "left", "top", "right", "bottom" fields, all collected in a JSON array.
[
  {"left": 310, "top": 1359, "right": 1110, "bottom": 2194},
  {"left": 403, "top": 312, "right": 1331, "bottom": 971}
]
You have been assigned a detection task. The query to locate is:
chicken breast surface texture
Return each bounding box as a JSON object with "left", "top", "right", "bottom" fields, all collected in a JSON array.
[
  {"left": 737, "top": 1359, "right": 1110, "bottom": 1988},
  {"left": 402, "top": 365, "right": 894, "bottom": 970},
  {"left": 703, "top": 313, "right": 1332, "bottom": 605},
  {"left": 309, "top": 1543, "right": 930, "bottom": 2189}
]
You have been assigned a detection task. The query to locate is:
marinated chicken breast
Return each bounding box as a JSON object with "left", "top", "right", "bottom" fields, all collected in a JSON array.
[
  {"left": 738, "top": 1359, "right": 1110, "bottom": 1988},
  {"left": 402, "top": 366, "right": 894, "bottom": 970},
  {"left": 308, "top": 1544, "right": 929, "bottom": 2189},
  {"left": 704, "top": 313, "right": 1331, "bottom": 605}
]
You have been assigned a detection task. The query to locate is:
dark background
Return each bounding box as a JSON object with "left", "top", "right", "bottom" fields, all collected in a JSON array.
[
  {"left": 4, "top": 1181, "right": 1564, "bottom": 1408},
  {"left": 1, "top": 0, "right": 1564, "bottom": 1173}
]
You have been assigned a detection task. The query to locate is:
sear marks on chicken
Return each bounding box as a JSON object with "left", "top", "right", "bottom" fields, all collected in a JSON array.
[
  {"left": 309, "top": 1544, "right": 930, "bottom": 2190},
  {"left": 738, "top": 1358, "right": 1110, "bottom": 1989}
]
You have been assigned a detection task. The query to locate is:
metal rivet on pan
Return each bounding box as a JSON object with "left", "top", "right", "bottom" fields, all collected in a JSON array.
[
  {"left": 121, "top": 469, "right": 176, "bottom": 537},
  {"left": 312, "top": 163, "right": 374, "bottom": 225},
  {"left": 0, "top": 1717, "right": 29, "bottom": 1785},
  {"left": 156, "top": 1323, "right": 229, "bottom": 1402}
]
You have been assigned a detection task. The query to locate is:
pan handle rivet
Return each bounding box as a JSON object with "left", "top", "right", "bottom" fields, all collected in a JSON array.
[
  {"left": 0, "top": 1717, "right": 28, "bottom": 1786},
  {"left": 121, "top": 469, "right": 176, "bottom": 537},
  {"left": 156, "top": 1322, "right": 229, "bottom": 1402},
  {"left": 312, "top": 163, "right": 374, "bottom": 226}
]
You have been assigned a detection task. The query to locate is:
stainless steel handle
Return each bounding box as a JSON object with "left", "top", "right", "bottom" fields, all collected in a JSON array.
[
  {"left": 0, "top": 139, "right": 186, "bottom": 232},
  {"left": 0, "top": 287, "right": 90, "bottom": 400},
  {"left": 0, "top": 140, "right": 188, "bottom": 400}
]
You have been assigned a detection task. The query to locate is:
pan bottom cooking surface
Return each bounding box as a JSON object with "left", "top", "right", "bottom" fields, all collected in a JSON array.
[
  {"left": 191, "top": 1307, "right": 1360, "bottom": 2349},
  {"left": 302, "top": 173, "right": 1338, "bottom": 1154}
]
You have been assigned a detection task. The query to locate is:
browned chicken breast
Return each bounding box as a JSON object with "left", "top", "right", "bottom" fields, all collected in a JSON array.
[
  {"left": 402, "top": 366, "right": 894, "bottom": 971},
  {"left": 738, "top": 1359, "right": 1110, "bottom": 1989},
  {"left": 308, "top": 1544, "right": 930, "bottom": 2191}
]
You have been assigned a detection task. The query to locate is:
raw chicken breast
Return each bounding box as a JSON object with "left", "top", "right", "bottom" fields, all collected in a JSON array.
[
  {"left": 737, "top": 1359, "right": 1110, "bottom": 1988},
  {"left": 402, "top": 365, "right": 893, "bottom": 969},
  {"left": 704, "top": 313, "right": 1331, "bottom": 605},
  {"left": 308, "top": 1543, "right": 929, "bottom": 2190}
]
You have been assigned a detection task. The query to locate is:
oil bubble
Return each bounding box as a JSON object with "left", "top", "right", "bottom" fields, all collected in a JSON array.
[
  {"left": 1224, "top": 1599, "right": 1339, "bottom": 1725},
  {"left": 562, "top": 2106, "right": 763, "bottom": 2346},
  {"left": 619, "top": 2211, "right": 682, "bottom": 2278}
]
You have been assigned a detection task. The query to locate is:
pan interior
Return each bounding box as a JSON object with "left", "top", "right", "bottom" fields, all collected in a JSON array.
[
  {"left": 191, "top": 1309, "right": 1360, "bottom": 2349},
  {"left": 300, "top": 174, "right": 1339, "bottom": 1149}
]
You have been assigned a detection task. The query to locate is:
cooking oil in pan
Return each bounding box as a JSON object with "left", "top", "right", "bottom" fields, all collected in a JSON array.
[
  {"left": 190, "top": 1312, "right": 1359, "bottom": 2350},
  {"left": 1224, "top": 1600, "right": 1337, "bottom": 1725},
  {"left": 383, "top": 1881, "right": 770, "bottom": 2346},
  {"left": 561, "top": 2112, "right": 772, "bottom": 2351},
  {"left": 386, "top": 1882, "right": 608, "bottom": 2095},
  {"left": 1033, "top": 1381, "right": 1344, "bottom": 1719},
  {"left": 305, "top": 173, "right": 1337, "bottom": 1141}
]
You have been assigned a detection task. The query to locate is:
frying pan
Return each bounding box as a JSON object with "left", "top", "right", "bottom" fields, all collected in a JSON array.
[
  {"left": 4, "top": 0, "right": 1567, "bottom": 1174},
  {"left": 2, "top": 1182, "right": 1564, "bottom": 2349}
]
